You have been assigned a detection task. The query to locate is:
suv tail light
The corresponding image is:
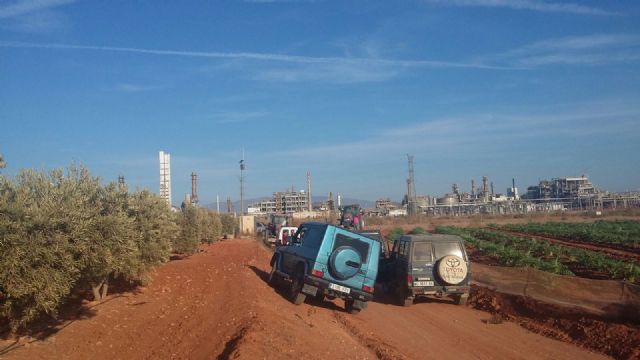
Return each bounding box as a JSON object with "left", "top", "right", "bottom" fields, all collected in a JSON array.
[
  {"left": 311, "top": 269, "right": 324, "bottom": 278},
  {"left": 407, "top": 274, "right": 413, "bottom": 286},
  {"left": 362, "top": 285, "right": 374, "bottom": 294}
]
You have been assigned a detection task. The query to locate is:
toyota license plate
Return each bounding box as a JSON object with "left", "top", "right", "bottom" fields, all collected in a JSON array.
[
  {"left": 329, "top": 283, "right": 351, "bottom": 294},
  {"left": 414, "top": 281, "right": 434, "bottom": 287}
]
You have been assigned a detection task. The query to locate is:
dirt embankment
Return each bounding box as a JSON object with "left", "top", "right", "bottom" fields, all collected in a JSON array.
[
  {"left": 469, "top": 286, "right": 640, "bottom": 360},
  {"left": 0, "top": 239, "right": 615, "bottom": 360}
]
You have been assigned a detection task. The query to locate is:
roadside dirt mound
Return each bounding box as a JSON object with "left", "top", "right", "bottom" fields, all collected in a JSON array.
[{"left": 469, "top": 285, "right": 640, "bottom": 360}]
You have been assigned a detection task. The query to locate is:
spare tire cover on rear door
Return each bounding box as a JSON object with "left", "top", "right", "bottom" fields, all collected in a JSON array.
[
  {"left": 437, "top": 255, "right": 468, "bottom": 285},
  {"left": 329, "top": 246, "right": 362, "bottom": 280}
]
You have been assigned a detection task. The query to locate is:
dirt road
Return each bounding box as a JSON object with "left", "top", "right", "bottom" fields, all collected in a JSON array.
[{"left": 1, "top": 239, "right": 609, "bottom": 360}]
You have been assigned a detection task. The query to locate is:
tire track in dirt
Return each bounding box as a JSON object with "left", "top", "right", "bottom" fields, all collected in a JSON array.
[{"left": 332, "top": 312, "right": 408, "bottom": 360}]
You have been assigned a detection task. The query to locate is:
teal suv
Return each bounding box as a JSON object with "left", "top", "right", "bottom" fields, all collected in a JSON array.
[{"left": 268, "top": 222, "right": 381, "bottom": 314}]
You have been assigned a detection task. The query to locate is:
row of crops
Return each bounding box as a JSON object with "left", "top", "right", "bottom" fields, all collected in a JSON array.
[
  {"left": 492, "top": 221, "right": 640, "bottom": 249},
  {"left": 436, "top": 226, "right": 640, "bottom": 282}
]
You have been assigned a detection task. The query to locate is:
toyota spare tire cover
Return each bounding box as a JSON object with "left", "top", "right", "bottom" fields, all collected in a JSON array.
[
  {"left": 329, "top": 246, "right": 362, "bottom": 280},
  {"left": 437, "top": 255, "right": 468, "bottom": 285}
]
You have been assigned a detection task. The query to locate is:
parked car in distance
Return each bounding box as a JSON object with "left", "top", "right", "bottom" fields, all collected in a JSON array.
[
  {"left": 269, "top": 222, "right": 381, "bottom": 314},
  {"left": 378, "top": 234, "right": 470, "bottom": 307}
]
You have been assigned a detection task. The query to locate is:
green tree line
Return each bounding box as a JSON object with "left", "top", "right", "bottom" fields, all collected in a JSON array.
[{"left": 0, "top": 165, "right": 237, "bottom": 330}]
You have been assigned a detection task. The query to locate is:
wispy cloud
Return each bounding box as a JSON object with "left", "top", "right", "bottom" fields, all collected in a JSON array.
[
  {"left": 0, "top": 0, "right": 75, "bottom": 33},
  {"left": 211, "top": 111, "right": 267, "bottom": 124},
  {"left": 115, "top": 83, "right": 162, "bottom": 93},
  {"left": 424, "top": 0, "right": 617, "bottom": 16},
  {"left": 242, "top": 0, "right": 318, "bottom": 3},
  {"left": 252, "top": 62, "right": 399, "bottom": 83},
  {"left": 482, "top": 34, "right": 640, "bottom": 67},
  {"left": 0, "top": 0, "right": 75, "bottom": 19},
  {"left": 269, "top": 99, "right": 640, "bottom": 161},
  {"left": 0, "top": 41, "right": 506, "bottom": 70}
]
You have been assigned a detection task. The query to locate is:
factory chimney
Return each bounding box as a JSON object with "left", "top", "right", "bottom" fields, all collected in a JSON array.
[
  {"left": 307, "top": 171, "right": 312, "bottom": 212},
  {"left": 471, "top": 179, "right": 476, "bottom": 198},
  {"left": 191, "top": 172, "right": 198, "bottom": 206},
  {"left": 482, "top": 176, "right": 489, "bottom": 202}
]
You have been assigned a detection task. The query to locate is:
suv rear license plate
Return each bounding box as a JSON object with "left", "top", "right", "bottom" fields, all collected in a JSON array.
[
  {"left": 414, "top": 281, "right": 434, "bottom": 287},
  {"left": 329, "top": 283, "right": 351, "bottom": 294}
]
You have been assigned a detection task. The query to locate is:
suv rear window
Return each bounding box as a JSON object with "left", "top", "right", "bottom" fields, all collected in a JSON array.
[
  {"left": 433, "top": 241, "right": 464, "bottom": 260},
  {"left": 334, "top": 233, "right": 370, "bottom": 263},
  {"left": 412, "top": 242, "right": 432, "bottom": 262}
]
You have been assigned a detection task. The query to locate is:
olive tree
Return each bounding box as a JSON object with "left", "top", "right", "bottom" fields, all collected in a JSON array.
[
  {"left": 0, "top": 168, "right": 88, "bottom": 329},
  {"left": 128, "top": 190, "right": 177, "bottom": 275},
  {"left": 173, "top": 204, "right": 200, "bottom": 254}
]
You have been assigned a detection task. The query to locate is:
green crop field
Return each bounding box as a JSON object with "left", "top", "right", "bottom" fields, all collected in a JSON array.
[
  {"left": 436, "top": 226, "right": 640, "bottom": 282},
  {"left": 493, "top": 221, "right": 640, "bottom": 249}
]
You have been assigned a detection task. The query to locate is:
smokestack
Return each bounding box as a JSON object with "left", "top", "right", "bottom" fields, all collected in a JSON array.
[
  {"left": 471, "top": 179, "right": 476, "bottom": 197},
  {"left": 191, "top": 172, "right": 198, "bottom": 205},
  {"left": 482, "top": 176, "right": 489, "bottom": 202},
  {"left": 512, "top": 178, "right": 516, "bottom": 189},
  {"left": 490, "top": 182, "right": 494, "bottom": 196},
  {"left": 307, "top": 171, "right": 312, "bottom": 212}
]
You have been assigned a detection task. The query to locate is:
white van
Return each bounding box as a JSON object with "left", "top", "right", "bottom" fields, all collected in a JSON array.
[{"left": 276, "top": 226, "right": 298, "bottom": 246}]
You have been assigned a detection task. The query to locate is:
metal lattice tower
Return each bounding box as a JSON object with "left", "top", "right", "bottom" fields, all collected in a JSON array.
[
  {"left": 407, "top": 154, "right": 417, "bottom": 216},
  {"left": 159, "top": 151, "right": 172, "bottom": 207},
  {"left": 239, "top": 149, "right": 245, "bottom": 215}
]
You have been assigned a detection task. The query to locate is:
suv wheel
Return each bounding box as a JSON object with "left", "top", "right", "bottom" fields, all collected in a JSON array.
[
  {"left": 345, "top": 300, "right": 360, "bottom": 315},
  {"left": 289, "top": 270, "right": 307, "bottom": 305},
  {"left": 268, "top": 261, "right": 278, "bottom": 286},
  {"left": 397, "top": 286, "right": 413, "bottom": 307},
  {"left": 454, "top": 294, "right": 469, "bottom": 306}
]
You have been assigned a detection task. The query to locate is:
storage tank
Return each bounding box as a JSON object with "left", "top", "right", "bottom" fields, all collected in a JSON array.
[{"left": 437, "top": 194, "right": 459, "bottom": 206}]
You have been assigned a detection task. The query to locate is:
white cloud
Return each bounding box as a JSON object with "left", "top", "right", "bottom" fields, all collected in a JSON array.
[
  {"left": 424, "top": 0, "right": 616, "bottom": 16},
  {"left": 0, "top": 0, "right": 75, "bottom": 19},
  {"left": 0, "top": 0, "right": 75, "bottom": 33},
  {"left": 483, "top": 34, "right": 640, "bottom": 67},
  {"left": 0, "top": 41, "right": 505, "bottom": 70},
  {"left": 115, "top": 83, "right": 162, "bottom": 93},
  {"left": 267, "top": 99, "right": 640, "bottom": 161},
  {"left": 252, "top": 62, "right": 399, "bottom": 83},
  {"left": 211, "top": 111, "right": 267, "bottom": 124}
]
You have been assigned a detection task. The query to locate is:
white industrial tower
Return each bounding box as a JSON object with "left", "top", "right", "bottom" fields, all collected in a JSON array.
[{"left": 159, "top": 151, "right": 172, "bottom": 207}]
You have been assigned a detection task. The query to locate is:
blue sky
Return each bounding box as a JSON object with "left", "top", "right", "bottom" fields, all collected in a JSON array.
[{"left": 1, "top": 0, "right": 639, "bottom": 206}]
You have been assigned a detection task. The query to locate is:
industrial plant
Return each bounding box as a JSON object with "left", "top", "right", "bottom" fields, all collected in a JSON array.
[{"left": 157, "top": 150, "right": 640, "bottom": 219}]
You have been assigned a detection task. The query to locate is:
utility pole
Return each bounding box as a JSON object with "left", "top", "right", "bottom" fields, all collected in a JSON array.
[
  {"left": 239, "top": 148, "right": 245, "bottom": 235},
  {"left": 216, "top": 194, "right": 220, "bottom": 213}
]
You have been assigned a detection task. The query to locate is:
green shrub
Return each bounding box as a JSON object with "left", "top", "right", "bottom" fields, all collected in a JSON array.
[
  {"left": 388, "top": 227, "right": 404, "bottom": 242},
  {"left": 220, "top": 213, "right": 237, "bottom": 236},
  {"left": 409, "top": 226, "right": 428, "bottom": 235}
]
